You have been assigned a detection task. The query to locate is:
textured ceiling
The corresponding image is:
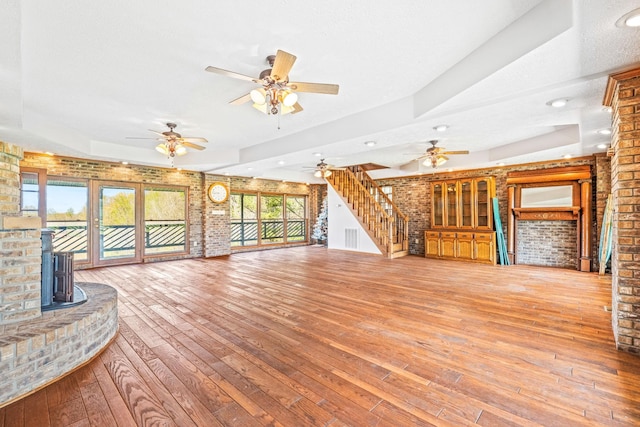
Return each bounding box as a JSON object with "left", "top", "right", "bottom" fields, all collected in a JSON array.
[{"left": 1, "top": 0, "right": 639, "bottom": 182}]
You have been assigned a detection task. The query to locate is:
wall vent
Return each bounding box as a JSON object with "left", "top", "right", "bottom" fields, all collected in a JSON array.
[{"left": 345, "top": 228, "right": 358, "bottom": 249}]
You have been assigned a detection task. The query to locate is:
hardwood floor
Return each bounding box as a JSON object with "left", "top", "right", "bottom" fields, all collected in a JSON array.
[{"left": 2, "top": 247, "right": 640, "bottom": 426}]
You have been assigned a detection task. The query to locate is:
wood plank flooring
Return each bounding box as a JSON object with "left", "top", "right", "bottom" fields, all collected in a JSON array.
[{"left": 2, "top": 247, "right": 640, "bottom": 426}]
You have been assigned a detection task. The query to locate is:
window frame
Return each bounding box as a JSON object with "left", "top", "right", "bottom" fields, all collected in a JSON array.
[{"left": 231, "top": 191, "right": 309, "bottom": 248}]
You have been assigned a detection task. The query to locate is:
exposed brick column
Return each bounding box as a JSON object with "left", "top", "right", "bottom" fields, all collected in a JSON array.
[
  {"left": 603, "top": 68, "right": 640, "bottom": 353},
  {"left": 0, "top": 142, "right": 42, "bottom": 325}
]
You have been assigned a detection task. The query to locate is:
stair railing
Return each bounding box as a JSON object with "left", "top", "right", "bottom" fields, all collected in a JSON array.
[{"left": 326, "top": 166, "right": 409, "bottom": 256}]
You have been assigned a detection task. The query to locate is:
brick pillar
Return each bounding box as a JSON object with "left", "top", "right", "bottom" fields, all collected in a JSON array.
[
  {"left": 0, "top": 142, "right": 43, "bottom": 325},
  {"left": 603, "top": 68, "right": 640, "bottom": 353}
]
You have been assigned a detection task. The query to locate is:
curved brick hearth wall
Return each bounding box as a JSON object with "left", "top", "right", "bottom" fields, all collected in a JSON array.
[{"left": 0, "top": 283, "right": 118, "bottom": 406}]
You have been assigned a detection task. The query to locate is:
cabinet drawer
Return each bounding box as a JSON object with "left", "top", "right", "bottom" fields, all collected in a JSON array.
[
  {"left": 474, "top": 232, "right": 495, "bottom": 242},
  {"left": 425, "top": 231, "right": 440, "bottom": 239},
  {"left": 457, "top": 232, "right": 473, "bottom": 240},
  {"left": 441, "top": 232, "right": 456, "bottom": 239}
]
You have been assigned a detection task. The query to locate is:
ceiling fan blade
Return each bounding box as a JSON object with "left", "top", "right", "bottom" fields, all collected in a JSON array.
[
  {"left": 126, "top": 136, "right": 156, "bottom": 140},
  {"left": 180, "top": 141, "right": 206, "bottom": 150},
  {"left": 442, "top": 150, "right": 469, "bottom": 155},
  {"left": 205, "top": 66, "right": 258, "bottom": 83},
  {"left": 291, "top": 103, "right": 304, "bottom": 114},
  {"left": 181, "top": 137, "right": 208, "bottom": 143},
  {"left": 148, "top": 129, "right": 165, "bottom": 136},
  {"left": 288, "top": 81, "right": 339, "bottom": 95},
  {"left": 270, "top": 50, "right": 296, "bottom": 82},
  {"left": 229, "top": 93, "right": 252, "bottom": 105}
]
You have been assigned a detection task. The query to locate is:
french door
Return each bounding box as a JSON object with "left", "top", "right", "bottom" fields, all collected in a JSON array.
[{"left": 91, "top": 181, "right": 142, "bottom": 266}]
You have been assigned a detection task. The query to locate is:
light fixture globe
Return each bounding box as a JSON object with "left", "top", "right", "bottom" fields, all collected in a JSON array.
[
  {"left": 175, "top": 144, "right": 187, "bottom": 156},
  {"left": 281, "top": 91, "right": 298, "bottom": 107},
  {"left": 314, "top": 170, "right": 322, "bottom": 178},
  {"left": 156, "top": 144, "right": 169, "bottom": 155},
  {"left": 250, "top": 88, "right": 267, "bottom": 105}
]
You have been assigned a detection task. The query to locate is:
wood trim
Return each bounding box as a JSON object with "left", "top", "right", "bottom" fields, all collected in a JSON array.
[
  {"left": 506, "top": 165, "right": 591, "bottom": 184},
  {"left": 513, "top": 207, "right": 580, "bottom": 220},
  {"left": 603, "top": 66, "right": 640, "bottom": 106}
]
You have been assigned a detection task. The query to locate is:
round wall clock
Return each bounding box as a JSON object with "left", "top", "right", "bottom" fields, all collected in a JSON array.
[{"left": 207, "top": 182, "right": 229, "bottom": 203}]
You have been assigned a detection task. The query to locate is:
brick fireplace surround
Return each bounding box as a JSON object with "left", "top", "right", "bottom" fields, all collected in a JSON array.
[{"left": 0, "top": 141, "right": 118, "bottom": 407}]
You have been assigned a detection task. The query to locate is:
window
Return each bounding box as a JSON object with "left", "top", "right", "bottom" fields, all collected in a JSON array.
[
  {"left": 46, "top": 178, "right": 89, "bottom": 261},
  {"left": 261, "top": 194, "right": 284, "bottom": 244},
  {"left": 286, "top": 196, "right": 306, "bottom": 242},
  {"left": 144, "top": 187, "right": 187, "bottom": 255},
  {"left": 21, "top": 172, "right": 40, "bottom": 217},
  {"left": 231, "top": 192, "right": 307, "bottom": 247},
  {"left": 231, "top": 193, "right": 258, "bottom": 246}
]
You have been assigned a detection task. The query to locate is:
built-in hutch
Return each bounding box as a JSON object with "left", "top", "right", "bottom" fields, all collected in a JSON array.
[{"left": 425, "top": 177, "right": 497, "bottom": 264}]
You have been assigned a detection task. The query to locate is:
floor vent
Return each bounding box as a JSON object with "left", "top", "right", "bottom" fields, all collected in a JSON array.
[{"left": 345, "top": 228, "right": 358, "bottom": 249}]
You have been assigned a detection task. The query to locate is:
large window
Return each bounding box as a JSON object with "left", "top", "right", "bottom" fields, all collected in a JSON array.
[
  {"left": 144, "top": 187, "right": 187, "bottom": 254},
  {"left": 286, "top": 196, "right": 306, "bottom": 242},
  {"left": 46, "top": 178, "right": 89, "bottom": 261},
  {"left": 231, "top": 192, "right": 307, "bottom": 247},
  {"left": 20, "top": 169, "right": 189, "bottom": 266},
  {"left": 231, "top": 193, "right": 258, "bottom": 246}
]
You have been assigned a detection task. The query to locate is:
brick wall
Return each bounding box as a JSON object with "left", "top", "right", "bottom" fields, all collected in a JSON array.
[
  {"left": 605, "top": 69, "right": 640, "bottom": 353},
  {"left": 375, "top": 157, "right": 599, "bottom": 266},
  {"left": 0, "top": 142, "right": 42, "bottom": 325},
  {"left": 516, "top": 220, "right": 577, "bottom": 268},
  {"left": 203, "top": 174, "right": 231, "bottom": 257}
]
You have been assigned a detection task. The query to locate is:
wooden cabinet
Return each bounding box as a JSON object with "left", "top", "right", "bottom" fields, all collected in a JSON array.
[
  {"left": 431, "top": 177, "right": 495, "bottom": 230},
  {"left": 426, "top": 176, "right": 497, "bottom": 264},
  {"left": 424, "top": 230, "right": 496, "bottom": 265},
  {"left": 474, "top": 232, "right": 496, "bottom": 264}
]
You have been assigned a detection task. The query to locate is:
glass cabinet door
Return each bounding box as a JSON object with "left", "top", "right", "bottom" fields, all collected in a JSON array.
[
  {"left": 460, "top": 180, "right": 473, "bottom": 228},
  {"left": 432, "top": 183, "right": 444, "bottom": 227},
  {"left": 475, "top": 178, "right": 492, "bottom": 229},
  {"left": 446, "top": 181, "right": 458, "bottom": 227}
]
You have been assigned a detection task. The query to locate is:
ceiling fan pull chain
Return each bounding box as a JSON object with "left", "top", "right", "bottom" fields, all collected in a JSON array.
[{"left": 277, "top": 105, "right": 281, "bottom": 130}]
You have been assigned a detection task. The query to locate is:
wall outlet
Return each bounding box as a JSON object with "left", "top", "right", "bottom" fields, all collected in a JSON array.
[
  {"left": 193, "top": 241, "right": 198, "bottom": 246},
  {"left": 415, "top": 239, "right": 419, "bottom": 244}
]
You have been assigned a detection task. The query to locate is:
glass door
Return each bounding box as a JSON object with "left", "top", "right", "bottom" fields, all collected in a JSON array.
[{"left": 92, "top": 181, "right": 142, "bottom": 266}]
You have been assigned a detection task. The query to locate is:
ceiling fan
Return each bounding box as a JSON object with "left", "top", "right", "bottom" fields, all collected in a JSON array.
[
  {"left": 305, "top": 159, "right": 345, "bottom": 178},
  {"left": 412, "top": 140, "right": 469, "bottom": 168},
  {"left": 205, "top": 49, "right": 339, "bottom": 116},
  {"left": 127, "top": 122, "right": 207, "bottom": 164}
]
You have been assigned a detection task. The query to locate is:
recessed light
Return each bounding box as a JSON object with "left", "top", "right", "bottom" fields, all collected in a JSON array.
[
  {"left": 313, "top": 152, "right": 322, "bottom": 157},
  {"left": 447, "top": 168, "right": 453, "bottom": 172},
  {"left": 496, "top": 162, "right": 505, "bottom": 167},
  {"left": 364, "top": 141, "right": 376, "bottom": 147},
  {"left": 121, "top": 161, "right": 129, "bottom": 165},
  {"left": 177, "top": 168, "right": 182, "bottom": 171},
  {"left": 224, "top": 172, "right": 230, "bottom": 176},
  {"left": 278, "top": 160, "right": 285, "bottom": 165},
  {"left": 433, "top": 125, "right": 449, "bottom": 132},
  {"left": 247, "top": 167, "right": 253, "bottom": 171},
  {"left": 44, "top": 151, "right": 54, "bottom": 156},
  {"left": 597, "top": 143, "right": 608, "bottom": 150},
  {"left": 597, "top": 128, "right": 612, "bottom": 135},
  {"left": 563, "top": 154, "right": 572, "bottom": 159},
  {"left": 616, "top": 8, "right": 640, "bottom": 27},
  {"left": 547, "top": 98, "right": 568, "bottom": 108}
]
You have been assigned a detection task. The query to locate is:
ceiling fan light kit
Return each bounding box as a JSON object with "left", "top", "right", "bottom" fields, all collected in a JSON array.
[
  {"left": 206, "top": 49, "right": 339, "bottom": 118},
  {"left": 128, "top": 122, "right": 207, "bottom": 166}
]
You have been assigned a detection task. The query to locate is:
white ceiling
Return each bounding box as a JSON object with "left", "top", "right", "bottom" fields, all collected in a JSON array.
[{"left": 1, "top": 0, "right": 639, "bottom": 182}]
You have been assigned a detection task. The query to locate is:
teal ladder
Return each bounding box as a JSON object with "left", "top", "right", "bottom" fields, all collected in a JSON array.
[{"left": 492, "top": 197, "right": 510, "bottom": 265}]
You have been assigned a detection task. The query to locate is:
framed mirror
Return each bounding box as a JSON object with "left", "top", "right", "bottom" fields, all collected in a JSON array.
[{"left": 520, "top": 185, "right": 573, "bottom": 208}]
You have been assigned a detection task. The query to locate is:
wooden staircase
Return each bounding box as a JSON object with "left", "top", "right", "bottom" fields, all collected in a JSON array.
[{"left": 325, "top": 165, "right": 409, "bottom": 258}]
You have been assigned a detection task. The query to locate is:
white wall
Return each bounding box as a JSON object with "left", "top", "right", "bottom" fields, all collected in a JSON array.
[{"left": 326, "top": 185, "right": 382, "bottom": 255}]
